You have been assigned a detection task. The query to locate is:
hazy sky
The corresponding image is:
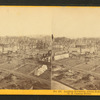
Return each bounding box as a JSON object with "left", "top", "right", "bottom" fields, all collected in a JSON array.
[
  {"left": 0, "top": 7, "right": 100, "bottom": 38},
  {"left": 0, "top": 7, "right": 53, "bottom": 37},
  {"left": 53, "top": 7, "right": 100, "bottom": 38}
]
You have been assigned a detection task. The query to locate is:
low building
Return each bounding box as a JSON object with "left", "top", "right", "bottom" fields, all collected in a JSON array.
[
  {"left": 54, "top": 53, "right": 69, "bottom": 60},
  {"left": 34, "top": 65, "right": 48, "bottom": 76},
  {"left": 53, "top": 44, "right": 64, "bottom": 50}
]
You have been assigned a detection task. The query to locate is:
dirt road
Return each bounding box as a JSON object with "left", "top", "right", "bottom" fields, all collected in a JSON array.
[{"left": 51, "top": 80, "right": 73, "bottom": 90}]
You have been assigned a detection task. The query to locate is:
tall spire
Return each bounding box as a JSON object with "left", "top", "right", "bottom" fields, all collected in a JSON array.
[{"left": 52, "top": 34, "right": 54, "bottom": 41}]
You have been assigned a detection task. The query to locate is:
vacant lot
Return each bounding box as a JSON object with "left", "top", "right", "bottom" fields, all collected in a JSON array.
[
  {"left": 0, "top": 53, "right": 51, "bottom": 89},
  {"left": 52, "top": 54, "right": 100, "bottom": 90}
]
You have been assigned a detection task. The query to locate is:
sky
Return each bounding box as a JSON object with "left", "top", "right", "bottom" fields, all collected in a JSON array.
[
  {"left": 53, "top": 7, "right": 100, "bottom": 38},
  {"left": 0, "top": 7, "right": 100, "bottom": 38},
  {"left": 0, "top": 7, "right": 53, "bottom": 37}
]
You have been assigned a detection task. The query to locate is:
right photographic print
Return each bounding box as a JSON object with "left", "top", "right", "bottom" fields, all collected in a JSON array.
[{"left": 51, "top": 7, "right": 100, "bottom": 90}]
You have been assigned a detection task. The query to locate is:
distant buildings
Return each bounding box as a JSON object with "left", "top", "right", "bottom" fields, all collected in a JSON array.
[
  {"left": 68, "top": 44, "right": 97, "bottom": 54},
  {"left": 52, "top": 43, "right": 98, "bottom": 61}
]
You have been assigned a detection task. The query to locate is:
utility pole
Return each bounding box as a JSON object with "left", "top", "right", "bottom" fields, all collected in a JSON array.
[
  {"left": 2, "top": 44, "right": 4, "bottom": 53},
  {"left": 50, "top": 34, "right": 54, "bottom": 64}
]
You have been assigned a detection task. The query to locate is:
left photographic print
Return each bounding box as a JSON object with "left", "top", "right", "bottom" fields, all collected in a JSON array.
[{"left": 0, "top": 7, "right": 52, "bottom": 89}]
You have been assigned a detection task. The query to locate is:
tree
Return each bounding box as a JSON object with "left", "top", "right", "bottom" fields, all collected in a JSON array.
[{"left": 36, "top": 40, "right": 44, "bottom": 49}]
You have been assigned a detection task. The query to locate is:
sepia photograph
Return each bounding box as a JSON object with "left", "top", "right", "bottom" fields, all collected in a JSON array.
[
  {"left": 51, "top": 7, "right": 100, "bottom": 90},
  {"left": 0, "top": 7, "right": 53, "bottom": 90},
  {"left": 1, "top": 6, "right": 100, "bottom": 91}
]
